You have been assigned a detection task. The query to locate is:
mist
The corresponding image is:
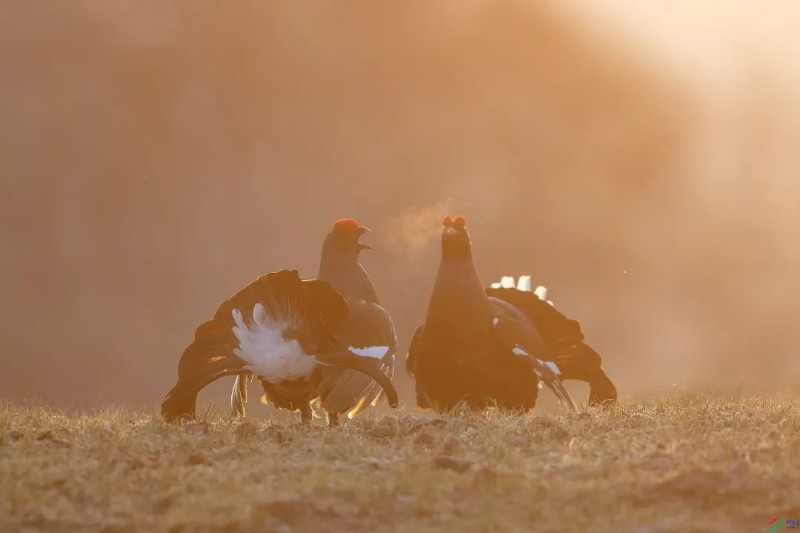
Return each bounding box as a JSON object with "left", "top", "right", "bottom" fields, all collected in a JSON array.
[{"left": 2, "top": 1, "right": 799, "bottom": 408}]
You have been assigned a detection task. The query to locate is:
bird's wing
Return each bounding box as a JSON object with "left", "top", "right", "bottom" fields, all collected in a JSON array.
[
  {"left": 405, "top": 325, "right": 424, "bottom": 380},
  {"left": 487, "top": 286, "right": 616, "bottom": 406},
  {"left": 486, "top": 286, "right": 584, "bottom": 351},
  {"left": 161, "top": 269, "right": 348, "bottom": 421},
  {"left": 489, "top": 300, "right": 578, "bottom": 411},
  {"left": 316, "top": 300, "right": 397, "bottom": 418}
]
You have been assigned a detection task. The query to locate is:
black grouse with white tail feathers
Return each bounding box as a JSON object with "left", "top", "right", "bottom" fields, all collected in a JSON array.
[
  {"left": 406, "top": 215, "right": 617, "bottom": 413},
  {"left": 161, "top": 219, "right": 397, "bottom": 426}
]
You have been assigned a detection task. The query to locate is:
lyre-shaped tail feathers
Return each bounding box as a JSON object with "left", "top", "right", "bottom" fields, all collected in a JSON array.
[{"left": 161, "top": 270, "right": 349, "bottom": 422}]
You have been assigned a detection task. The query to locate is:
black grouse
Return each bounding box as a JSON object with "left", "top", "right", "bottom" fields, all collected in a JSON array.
[
  {"left": 161, "top": 219, "right": 398, "bottom": 426},
  {"left": 406, "top": 215, "right": 617, "bottom": 413}
]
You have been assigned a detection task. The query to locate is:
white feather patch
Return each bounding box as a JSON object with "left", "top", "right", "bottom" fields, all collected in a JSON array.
[
  {"left": 536, "top": 359, "right": 561, "bottom": 376},
  {"left": 490, "top": 282, "right": 503, "bottom": 289},
  {"left": 493, "top": 317, "right": 500, "bottom": 326},
  {"left": 516, "top": 276, "right": 532, "bottom": 292},
  {"left": 348, "top": 345, "right": 390, "bottom": 359},
  {"left": 231, "top": 304, "right": 315, "bottom": 383},
  {"left": 534, "top": 285, "right": 548, "bottom": 301},
  {"left": 500, "top": 276, "right": 515, "bottom": 289},
  {"left": 512, "top": 346, "right": 528, "bottom": 357},
  {"left": 545, "top": 361, "right": 561, "bottom": 375}
]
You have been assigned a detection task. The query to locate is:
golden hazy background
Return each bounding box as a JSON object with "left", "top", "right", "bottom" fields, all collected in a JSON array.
[{"left": 2, "top": 2, "right": 799, "bottom": 408}]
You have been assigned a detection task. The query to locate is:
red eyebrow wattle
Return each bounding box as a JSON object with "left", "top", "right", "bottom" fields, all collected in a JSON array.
[{"left": 333, "top": 218, "right": 361, "bottom": 232}]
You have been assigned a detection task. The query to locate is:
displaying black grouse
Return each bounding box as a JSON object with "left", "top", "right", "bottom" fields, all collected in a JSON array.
[
  {"left": 161, "top": 219, "right": 398, "bottom": 426},
  {"left": 406, "top": 215, "right": 617, "bottom": 413}
]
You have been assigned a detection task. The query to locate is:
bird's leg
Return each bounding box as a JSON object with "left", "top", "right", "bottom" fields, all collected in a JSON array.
[
  {"left": 326, "top": 412, "right": 340, "bottom": 427},
  {"left": 299, "top": 403, "right": 313, "bottom": 424},
  {"left": 230, "top": 374, "right": 248, "bottom": 418}
]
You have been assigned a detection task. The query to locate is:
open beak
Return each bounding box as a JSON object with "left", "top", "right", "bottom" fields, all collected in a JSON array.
[{"left": 358, "top": 226, "right": 371, "bottom": 249}]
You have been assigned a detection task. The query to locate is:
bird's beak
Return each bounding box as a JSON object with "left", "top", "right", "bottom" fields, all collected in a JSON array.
[{"left": 358, "top": 226, "right": 371, "bottom": 250}]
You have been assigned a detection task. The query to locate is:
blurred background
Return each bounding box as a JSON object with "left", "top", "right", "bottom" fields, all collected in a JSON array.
[{"left": 2, "top": 1, "right": 799, "bottom": 410}]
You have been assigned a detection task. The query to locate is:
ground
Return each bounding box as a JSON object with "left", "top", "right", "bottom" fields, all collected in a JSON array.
[{"left": 1, "top": 394, "right": 798, "bottom": 532}]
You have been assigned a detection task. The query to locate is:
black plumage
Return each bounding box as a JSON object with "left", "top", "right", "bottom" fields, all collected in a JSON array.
[
  {"left": 310, "top": 218, "right": 397, "bottom": 425},
  {"left": 162, "top": 219, "right": 397, "bottom": 425}
]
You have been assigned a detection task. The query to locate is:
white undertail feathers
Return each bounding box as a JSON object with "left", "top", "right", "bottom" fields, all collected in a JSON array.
[
  {"left": 490, "top": 275, "right": 554, "bottom": 306},
  {"left": 231, "top": 304, "right": 316, "bottom": 383}
]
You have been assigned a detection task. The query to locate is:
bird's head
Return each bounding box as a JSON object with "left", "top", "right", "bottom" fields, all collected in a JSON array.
[
  {"left": 322, "top": 218, "right": 372, "bottom": 261},
  {"left": 441, "top": 215, "right": 472, "bottom": 259}
]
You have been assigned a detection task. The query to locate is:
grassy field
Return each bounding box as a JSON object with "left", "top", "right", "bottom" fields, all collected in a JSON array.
[{"left": 1, "top": 394, "right": 799, "bottom": 532}]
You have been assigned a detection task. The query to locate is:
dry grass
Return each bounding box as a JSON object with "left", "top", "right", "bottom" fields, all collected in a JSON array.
[{"left": 1, "top": 394, "right": 799, "bottom": 532}]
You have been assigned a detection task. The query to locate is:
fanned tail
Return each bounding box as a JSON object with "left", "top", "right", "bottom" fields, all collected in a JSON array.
[
  {"left": 161, "top": 270, "right": 349, "bottom": 422},
  {"left": 162, "top": 352, "right": 246, "bottom": 422}
]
